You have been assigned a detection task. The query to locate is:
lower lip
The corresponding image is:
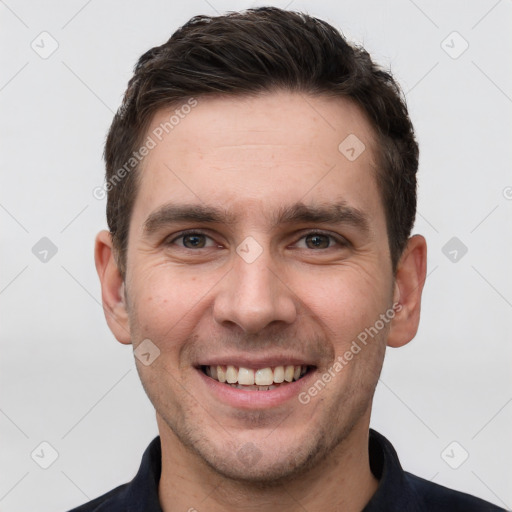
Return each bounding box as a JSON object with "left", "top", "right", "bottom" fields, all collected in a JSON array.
[{"left": 196, "top": 367, "right": 316, "bottom": 409}]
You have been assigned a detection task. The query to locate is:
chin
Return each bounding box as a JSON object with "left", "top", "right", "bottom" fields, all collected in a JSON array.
[
  {"left": 191, "top": 429, "right": 332, "bottom": 485},
  {"left": 206, "top": 453, "right": 311, "bottom": 485}
]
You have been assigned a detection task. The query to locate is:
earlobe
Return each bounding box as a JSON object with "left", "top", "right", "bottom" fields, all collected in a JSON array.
[
  {"left": 94, "top": 230, "right": 132, "bottom": 344},
  {"left": 387, "top": 235, "right": 427, "bottom": 348}
]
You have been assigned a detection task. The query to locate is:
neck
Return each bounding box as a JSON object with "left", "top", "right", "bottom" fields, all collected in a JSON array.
[{"left": 157, "top": 418, "right": 379, "bottom": 511}]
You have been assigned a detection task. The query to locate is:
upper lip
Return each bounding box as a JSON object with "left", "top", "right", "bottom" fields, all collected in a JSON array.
[{"left": 195, "top": 354, "right": 316, "bottom": 369}]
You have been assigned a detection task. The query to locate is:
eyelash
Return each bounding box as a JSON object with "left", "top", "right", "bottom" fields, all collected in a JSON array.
[{"left": 166, "top": 229, "right": 349, "bottom": 249}]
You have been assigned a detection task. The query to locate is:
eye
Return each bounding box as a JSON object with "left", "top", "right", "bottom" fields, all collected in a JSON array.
[
  {"left": 305, "top": 233, "right": 330, "bottom": 249},
  {"left": 169, "top": 231, "right": 217, "bottom": 249},
  {"left": 295, "top": 231, "right": 348, "bottom": 250}
]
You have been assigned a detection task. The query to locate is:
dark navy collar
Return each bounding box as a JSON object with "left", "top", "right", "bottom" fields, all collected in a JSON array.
[{"left": 364, "top": 429, "right": 424, "bottom": 511}]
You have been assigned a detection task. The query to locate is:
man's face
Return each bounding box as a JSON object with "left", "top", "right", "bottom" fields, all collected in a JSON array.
[{"left": 122, "top": 91, "right": 395, "bottom": 481}]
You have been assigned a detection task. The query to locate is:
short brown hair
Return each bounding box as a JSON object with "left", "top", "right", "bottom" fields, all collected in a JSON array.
[{"left": 104, "top": 7, "right": 418, "bottom": 276}]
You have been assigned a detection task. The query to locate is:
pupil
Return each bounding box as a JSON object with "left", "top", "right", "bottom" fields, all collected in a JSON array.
[
  {"left": 183, "top": 234, "right": 205, "bottom": 248},
  {"left": 307, "top": 234, "right": 329, "bottom": 249}
]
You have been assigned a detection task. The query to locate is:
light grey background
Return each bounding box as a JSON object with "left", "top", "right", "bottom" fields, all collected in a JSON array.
[{"left": 1, "top": 1, "right": 511, "bottom": 511}]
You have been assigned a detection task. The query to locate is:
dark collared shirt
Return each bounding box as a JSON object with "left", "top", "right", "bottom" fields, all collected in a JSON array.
[{"left": 68, "top": 429, "right": 505, "bottom": 511}]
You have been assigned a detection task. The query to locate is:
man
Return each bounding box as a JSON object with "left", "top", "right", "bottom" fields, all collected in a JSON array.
[{"left": 70, "top": 7, "right": 504, "bottom": 511}]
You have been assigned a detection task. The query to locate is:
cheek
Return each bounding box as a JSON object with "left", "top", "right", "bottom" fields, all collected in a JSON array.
[
  {"left": 293, "top": 264, "right": 391, "bottom": 343},
  {"left": 127, "top": 266, "right": 209, "bottom": 343}
]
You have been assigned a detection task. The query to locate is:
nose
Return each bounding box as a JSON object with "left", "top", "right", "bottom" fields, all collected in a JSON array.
[{"left": 213, "top": 246, "right": 297, "bottom": 334}]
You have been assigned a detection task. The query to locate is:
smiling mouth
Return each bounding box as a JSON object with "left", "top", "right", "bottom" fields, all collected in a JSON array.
[{"left": 200, "top": 364, "right": 313, "bottom": 391}]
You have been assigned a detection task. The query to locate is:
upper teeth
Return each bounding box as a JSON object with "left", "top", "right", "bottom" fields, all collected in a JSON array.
[{"left": 205, "top": 365, "right": 307, "bottom": 385}]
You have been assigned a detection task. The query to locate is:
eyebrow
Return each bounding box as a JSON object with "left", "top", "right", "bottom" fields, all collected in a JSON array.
[
  {"left": 274, "top": 202, "right": 370, "bottom": 234},
  {"left": 142, "top": 201, "right": 370, "bottom": 237},
  {"left": 143, "top": 204, "right": 235, "bottom": 235}
]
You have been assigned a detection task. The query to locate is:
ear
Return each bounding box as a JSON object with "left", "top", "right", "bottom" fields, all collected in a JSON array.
[
  {"left": 387, "top": 235, "right": 427, "bottom": 348},
  {"left": 94, "top": 230, "right": 131, "bottom": 344}
]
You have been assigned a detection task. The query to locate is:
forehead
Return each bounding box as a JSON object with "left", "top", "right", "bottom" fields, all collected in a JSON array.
[{"left": 132, "top": 91, "right": 384, "bottom": 229}]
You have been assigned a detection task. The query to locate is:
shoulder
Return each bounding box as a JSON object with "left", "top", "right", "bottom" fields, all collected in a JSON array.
[
  {"left": 65, "top": 436, "right": 162, "bottom": 512},
  {"left": 405, "top": 472, "right": 506, "bottom": 511},
  {"left": 66, "top": 483, "right": 130, "bottom": 511},
  {"left": 366, "top": 430, "right": 505, "bottom": 512}
]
